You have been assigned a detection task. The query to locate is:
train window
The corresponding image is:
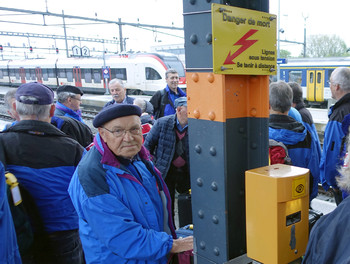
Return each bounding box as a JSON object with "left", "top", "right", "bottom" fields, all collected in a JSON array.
[
  {"left": 42, "top": 69, "right": 48, "bottom": 81},
  {"left": 84, "top": 69, "right": 92, "bottom": 83},
  {"left": 66, "top": 69, "right": 73, "bottom": 82},
  {"left": 15, "top": 69, "right": 20, "bottom": 80},
  {"left": 145, "top": 67, "right": 161, "bottom": 80},
  {"left": 9, "top": 69, "right": 15, "bottom": 77},
  {"left": 26, "top": 70, "right": 30, "bottom": 80},
  {"left": 288, "top": 70, "right": 302, "bottom": 84},
  {"left": 163, "top": 57, "right": 185, "bottom": 77},
  {"left": 111, "top": 68, "right": 127, "bottom": 80},
  {"left": 93, "top": 69, "right": 101, "bottom": 83},
  {"left": 58, "top": 69, "right": 66, "bottom": 78},
  {"left": 317, "top": 72, "right": 322, "bottom": 84},
  {"left": 2, "top": 69, "right": 8, "bottom": 77},
  {"left": 0, "top": 70, "right": 2, "bottom": 79},
  {"left": 309, "top": 72, "right": 314, "bottom": 83},
  {"left": 48, "top": 69, "right": 55, "bottom": 78},
  {"left": 327, "top": 69, "right": 335, "bottom": 86},
  {"left": 30, "top": 69, "right": 36, "bottom": 80}
]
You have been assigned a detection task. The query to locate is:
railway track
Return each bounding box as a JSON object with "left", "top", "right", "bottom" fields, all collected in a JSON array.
[
  {"left": 0, "top": 113, "right": 14, "bottom": 121},
  {"left": 81, "top": 108, "right": 100, "bottom": 120}
]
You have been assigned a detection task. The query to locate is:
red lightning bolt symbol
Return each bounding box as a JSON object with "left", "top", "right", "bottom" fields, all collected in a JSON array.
[{"left": 223, "top": 29, "right": 258, "bottom": 65}]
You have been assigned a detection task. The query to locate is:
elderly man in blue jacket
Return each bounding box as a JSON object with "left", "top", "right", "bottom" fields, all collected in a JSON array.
[
  {"left": 269, "top": 81, "right": 320, "bottom": 202},
  {"left": 302, "top": 139, "right": 350, "bottom": 264},
  {"left": 68, "top": 104, "right": 193, "bottom": 263},
  {"left": 54, "top": 85, "right": 85, "bottom": 122},
  {"left": 0, "top": 82, "right": 85, "bottom": 263},
  {"left": 320, "top": 67, "right": 350, "bottom": 204}
]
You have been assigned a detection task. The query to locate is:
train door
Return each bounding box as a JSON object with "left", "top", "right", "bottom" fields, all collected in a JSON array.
[
  {"left": 19, "top": 68, "right": 26, "bottom": 83},
  {"left": 134, "top": 64, "right": 145, "bottom": 91},
  {"left": 315, "top": 70, "right": 324, "bottom": 102},
  {"left": 73, "top": 67, "right": 82, "bottom": 87},
  {"left": 307, "top": 70, "right": 325, "bottom": 103},
  {"left": 35, "top": 67, "right": 43, "bottom": 83}
]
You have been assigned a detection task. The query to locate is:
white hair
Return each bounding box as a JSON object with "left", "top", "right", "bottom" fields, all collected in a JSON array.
[{"left": 16, "top": 100, "right": 52, "bottom": 120}]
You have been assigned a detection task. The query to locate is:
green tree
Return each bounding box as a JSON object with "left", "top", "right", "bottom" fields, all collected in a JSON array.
[
  {"left": 304, "top": 35, "right": 348, "bottom": 57},
  {"left": 280, "top": 49, "right": 291, "bottom": 58}
]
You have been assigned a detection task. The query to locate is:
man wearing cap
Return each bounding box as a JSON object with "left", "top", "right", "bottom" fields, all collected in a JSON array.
[
  {"left": 0, "top": 82, "right": 85, "bottom": 263},
  {"left": 104, "top": 78, "right": 154, "bottom": 114},
  {"left": 55, "top": 85, "right": 84, "bottom": 122},
  {"left": 150, "top": 69, "right": 186, "bottom": 119},
  {"left": 3, "top": 88, "right": 93, "bottom": 147},
  {"left": 68, "top": 103, "right": 193, "bottom": 263},
  {"left": 144, "top": 96, "right": 190, "bottom": 224}
]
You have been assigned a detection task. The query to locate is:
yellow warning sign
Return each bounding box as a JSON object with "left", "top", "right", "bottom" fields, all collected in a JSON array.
[
  {"left": 212, "top": 4, "right": 277, "bottom": 75},
  {"left": 292, "top": 176, "right": 306, "bottom": 199}
]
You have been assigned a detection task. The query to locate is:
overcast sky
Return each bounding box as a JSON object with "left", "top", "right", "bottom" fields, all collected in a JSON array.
[{"left": 0, "top": 0, "right": 349, "bottom": 57}]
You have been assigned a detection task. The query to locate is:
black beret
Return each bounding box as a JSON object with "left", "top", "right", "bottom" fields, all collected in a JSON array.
[
  {"left": 57, "top": 85, "right": 83, "bottom": 95},
  {"left": 93, "top": 104, "right": 141, "bottom": 128}
]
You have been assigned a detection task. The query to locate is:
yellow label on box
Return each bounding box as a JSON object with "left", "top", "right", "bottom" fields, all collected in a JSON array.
[
  {"left": 212, "top": 4, "right": 277, "bottom": 75},
  {"left": 292, "top": 176, "right": 306, "bottom": 198}
]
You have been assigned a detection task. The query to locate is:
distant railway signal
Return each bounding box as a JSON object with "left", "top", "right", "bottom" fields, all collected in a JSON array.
[
  {"left": 56, "top": 48, "right": 59, "bottom": 54},
  {"left": 29, "top": 46, "right": 33, "bottom": 52},
  {"left": 0, "top": 45, "right": 3, "bottom": 52}
]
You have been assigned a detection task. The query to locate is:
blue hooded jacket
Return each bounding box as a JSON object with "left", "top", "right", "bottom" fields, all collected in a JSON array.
[
  {"left": 68, "top": 134, "right": 176, "bottom": 263},
  {"left": 269, "top": 115, "right": 320, "bottom": 201},
  {"left": 0, "top": 120, "right": 85, "bottom": 233},
  {"left": 320, "top": 93, "right": 350, "bottom": 191}
]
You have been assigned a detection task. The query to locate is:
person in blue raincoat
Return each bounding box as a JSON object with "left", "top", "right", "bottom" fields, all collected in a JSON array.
[
  {"left": 289, "top": 82, "right": 322, "bottom": 163},
  {"left": 68, "top": 104, "right": 193, "bottom": 263},
  {"left": 269, "top": 81, "right": 320, "bottom": 202},
  {"left": 54, "top": 85, "right": 85, "bottom": 123},
  {"left": 320, "top": 67, "right": 350, "bottom": 205},
  {"left": 302, "top": 139, "right": 350, "bottom": 264}
]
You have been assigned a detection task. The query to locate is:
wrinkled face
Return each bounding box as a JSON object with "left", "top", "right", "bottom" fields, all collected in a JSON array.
[
  {"left": 330, "top": 79, "right": 336, "bottom": 100},
  {"left": 98, "top": 115, "right": 143, "bottom": 159},
  {"left": 67, "top": 94, "right": 82, "bottom": 111},
  {"left": 109, "top": 82, "right": 126, "bottom": 103},
  {"left": 176, "top": 105, "right": 188, "bottom": 125},
  {"left": 166, "top": 73, "right": 179, "bottom": 92}
]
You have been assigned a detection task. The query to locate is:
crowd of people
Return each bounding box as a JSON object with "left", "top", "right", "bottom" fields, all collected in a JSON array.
[{"left": 2, "top": 66, "right": 350, "bottom": 263}]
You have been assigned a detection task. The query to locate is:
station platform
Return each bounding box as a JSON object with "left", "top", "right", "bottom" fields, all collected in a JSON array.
[{"left": 0, "top": 86, "right": 337, "bottom": 217}]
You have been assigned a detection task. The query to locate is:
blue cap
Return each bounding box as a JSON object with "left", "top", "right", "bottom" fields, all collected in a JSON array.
[
  {"left": 93, "top": 104, "right": 141, "bottom": 128},
  {"left": 16, "top": 82, "right": 54, "bottom": 105},
  {"left": 174, "top": 97, "right": 187, "bottom": 108}
]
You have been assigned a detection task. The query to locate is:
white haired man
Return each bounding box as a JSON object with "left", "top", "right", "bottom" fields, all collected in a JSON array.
[{"left": 0, "top": 82, "right": 85, "bottom": 263}]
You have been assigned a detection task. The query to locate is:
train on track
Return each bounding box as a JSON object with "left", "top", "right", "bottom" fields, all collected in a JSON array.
[
  {"left": 277, "top": 57, "right": 350, "bottom": 108},
  {"left": 0, "top": 52, "right": 186, "bottom": 95}
]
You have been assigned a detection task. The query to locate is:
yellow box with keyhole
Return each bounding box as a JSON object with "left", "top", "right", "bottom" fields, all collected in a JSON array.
[{"left": 245, "top": 164, "right": 309, "bottom": 264}]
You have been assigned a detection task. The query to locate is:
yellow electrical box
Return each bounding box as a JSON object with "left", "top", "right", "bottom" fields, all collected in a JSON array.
[{"left": 245, "top": 164, "right": 309, "bottom": 264}]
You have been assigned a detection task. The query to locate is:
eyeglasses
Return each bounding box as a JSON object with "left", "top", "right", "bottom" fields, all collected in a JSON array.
[
  {"left": 71, "top": 97, "right": 82, "bottom": 102},
  {"left": 102, "top": 126, "right": 142, "bottom": 138},
  {"left": 328, "top": 80, "right": 336, "bottom": 86}
]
